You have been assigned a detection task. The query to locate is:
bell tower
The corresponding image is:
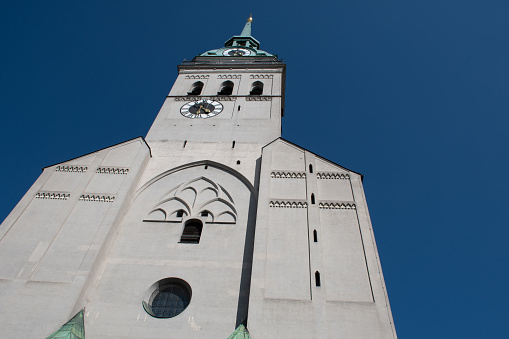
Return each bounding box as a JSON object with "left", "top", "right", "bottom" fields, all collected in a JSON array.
[{"left": 146, "top": 16, "right": 285, "bottom": 146}]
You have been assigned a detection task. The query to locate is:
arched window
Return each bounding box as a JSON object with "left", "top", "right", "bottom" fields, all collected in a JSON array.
[
  {"left": 176, "top": 209, "right": 184, "bottom": 218},
  {"left": 311, "top": 193, "right": 315, "bottom": 204},
  {"left": 217, "top": 81, "right": 234, "bottom": 95},
  {"left": 188, "top": 81, "right": 203, "bottom": 95},
  {"left": 249, "top": 81, "right": 263, "bottom": 95},
  {"left": 180, "top": 219, "right": 203, "bottom": 244},
  {"left": 309, "top": 164, "right": 313, "bottom": 173},
  {"left": 315, "top": 271, "right": 321, "bottom": 287},
  {"left": 313, "top": 230, "right": 318, "bottom": 242}
]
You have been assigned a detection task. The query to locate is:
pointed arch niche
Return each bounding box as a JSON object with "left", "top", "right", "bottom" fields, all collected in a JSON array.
[
  {"left": 144, "top": 175, "right": 238, "bottom": 224},
  {"left": 138, "top": 161, "right": 256, "bottom": 228}
]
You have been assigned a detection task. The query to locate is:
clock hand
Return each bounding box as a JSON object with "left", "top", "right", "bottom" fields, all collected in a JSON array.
[{"left": 204, "top": 108, "right": 211, "bottom": 113}]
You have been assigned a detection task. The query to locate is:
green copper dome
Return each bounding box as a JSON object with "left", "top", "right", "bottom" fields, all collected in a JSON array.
[{"left": 200, "top": 16, "right": 275, "bottom": 57}]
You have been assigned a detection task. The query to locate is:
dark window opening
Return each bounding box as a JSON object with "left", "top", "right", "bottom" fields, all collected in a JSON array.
[
  {"left": 238, "top": 41, "right": 246, "bottom": 46},
  {"left": 250, "top": 81, "right": 264, "bottom": 95},
  {"left": 309, "top": 164, "right": 313, "bottom": 173},
  {"left": 204, "top": 165, "right": 208, "bottom": 169},
  {"left": 180, "top": 219, "right": 203, "bottom": 244},
  {"left": 315, "top": 271, "right": 321, "bottom": 287},
  {"left": 201, "top": 211, "right": 208, "bottom": 217},
  {"left": 187, "top": 81, "right": 204, "bottom": 95},
  {"left": 311, "top": 193, "right": 315, "bottom": 204},
  {"left": 238, "top": 105, "right": 241, "bottom": 111},
  {"left": 237, "top": 160, "right": 241, "bottom": 165},
  {"left": 313, "top": 230, "right": 318, "bottom": 242},
  {"left": 183, "top": 140, "right": 187, "bottom": 148},
  {"left": 217, "top": 81, "right": 234, "bottom": 95},
  {"left": 232, "top": 141, "right": 236, "bottom": 148},
  {"left": 176, "top": 210, "right": 184, "bottom": 218}
]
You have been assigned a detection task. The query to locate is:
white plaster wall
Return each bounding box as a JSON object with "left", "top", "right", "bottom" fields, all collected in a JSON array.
[
  {"left": 248, "top": 139, "right": 397, "bottom": 339},
  {"left": 0, "top": 138, "right": 151, "bottom": 338},
  {"left": 83, "top": 162, "right": 257, "bottom": 338}
]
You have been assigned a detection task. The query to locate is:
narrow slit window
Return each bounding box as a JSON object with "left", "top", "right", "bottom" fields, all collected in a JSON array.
[
  {"left": 313, "top": 230, "right": 318, "bottom": 242},
  {"left": 238, "top": 105, "right": 241, "bottom": 111},
  {"left": 311, "top": 193, "right": 315, "bottom": 204},
  {"left": 315, "top": 271, "right": 321, "bottom": 287},
  {"left": 187, "top": 81, "right": 204, "bottom": 95},
  {"left": 232, "top": 141, "right": 235, "bottom": 148},
  {"left": 249, "top": 81, "right": 263, "bottom": 95},
  {"left": 180, "top": 219, "right": 203, "bottom": 244},
  {"left": 217, "top": 81, "right": 234, "bottom": 95},
  {"left": 183, "top": 140, "right": 187, "bottom": 148},
  {"left": 309, "top": 164, "right": 313, "bottom": 173}
]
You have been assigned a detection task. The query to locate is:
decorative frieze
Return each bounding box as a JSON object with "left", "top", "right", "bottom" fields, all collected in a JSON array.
[
  {"left": 210, "top": 96, "right": 237, "bottom": 101},
  {"left": 319, "top": 202, "right": 356, "bottom": 210},
  {"left": 269, "top": 200, "right": 308, "bottom": 208},
  {"left": 316, "top": 172, "right": 350, "bottom": 180},
  {"left": 35, "top": 192, "right": 70, "bottom": 200},
  {"left": 96, "top": 167, "right": 129, "bottom": 175},
  {"left": 185, "top": 75, "right": 209, "bottom": 79},
  {"left": 55, "top": 165, "right": 87, "bottom": 173},
  {"left": 174, "top": 96, "right": 237, "bottom": 102},
  {"left": 174, "top": 96, "right": 201, "bottom": 102},
  {"left": 217, "top": 74, "right": 242, "bottom": 79},
  {"left": 246, "top": 96, "right": 272, "bottom": 101},
  {"left": 250, "top": 74, "right": 274, "bottom": 79},
  {"left": 79, "top": 195, "right": 115, "bottom": 202},
  {"left": 271, "top": 171, "right": 306, "bottom": 179}
]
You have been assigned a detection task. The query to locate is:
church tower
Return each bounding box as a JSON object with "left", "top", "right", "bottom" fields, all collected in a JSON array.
[{"left": 0, "top": 17, "right": 397, "bottom": 338}]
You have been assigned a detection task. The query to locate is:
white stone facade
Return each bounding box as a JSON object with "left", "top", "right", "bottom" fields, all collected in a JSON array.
[{"left": 0, "top": 45, "right": 396, "bottom": 338}]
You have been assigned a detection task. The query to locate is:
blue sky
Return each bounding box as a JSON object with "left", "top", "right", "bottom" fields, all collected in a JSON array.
[{"left": 1, "top": 1, "right": 508, "bottom": 337}]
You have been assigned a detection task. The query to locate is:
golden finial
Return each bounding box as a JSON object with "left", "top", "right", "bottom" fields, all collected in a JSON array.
[{"left": 247, "top": 14, "right": 253, "bottom": 22}]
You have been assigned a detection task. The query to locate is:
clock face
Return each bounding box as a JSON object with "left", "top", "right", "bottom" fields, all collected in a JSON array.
[
  {"left": 223, "top": 48, "right": 251, "bottom": 56},
  {"left": 180, "top": 100, "right": 223, "bottom": 119}
]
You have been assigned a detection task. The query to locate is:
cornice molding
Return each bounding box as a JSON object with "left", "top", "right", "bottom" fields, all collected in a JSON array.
[
  {"left": 185, "top": 75, "right": 209, "bottom": 79},
  {"left": 269, "top": 200, "right": 308, "bottom": 208},
  {"left": 96, "top": 167, "right": 129, "bottom": 175},
  {"left": 35, "top": 192, "right": 70, "bottom": 200},
  {"left": 172, "top": 95, "right": 278, "bottom": 101},
  {"left": 319, "top": 202, "right": 356, "bottom": 210},
  {"left": 270, "top": 171, "right": 306, "bottom": 179},
  {"left": 317, "top": 172, "right": 350, "bottom": 180},
  {"left": 246, "top": 96, "right": 272, "bottom": 101},
  {"left": 217, "top": 74, "right": 242, "bottom": 79},
  {"left": 55, "top": 165, "right": 87, "bottom": 173},
  {"left": 79, "top": 195, "right": 115, "bottom": 202},
  {"left": 250, "top": 74, "right": 274, "bottom": 79}
]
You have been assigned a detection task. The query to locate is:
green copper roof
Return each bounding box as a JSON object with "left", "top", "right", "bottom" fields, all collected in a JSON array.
[
  {"left": 199, "top": 16, "right": 275, "bottom": 57},
  {"left": 227, "top": 324, "right": 252, "bottom": 339},
  {"left": 46, "top": 310, "right": 85, "bottom": 339},
  {"left": 239, "top": 16, "right": 252, "bottom": 36}
]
